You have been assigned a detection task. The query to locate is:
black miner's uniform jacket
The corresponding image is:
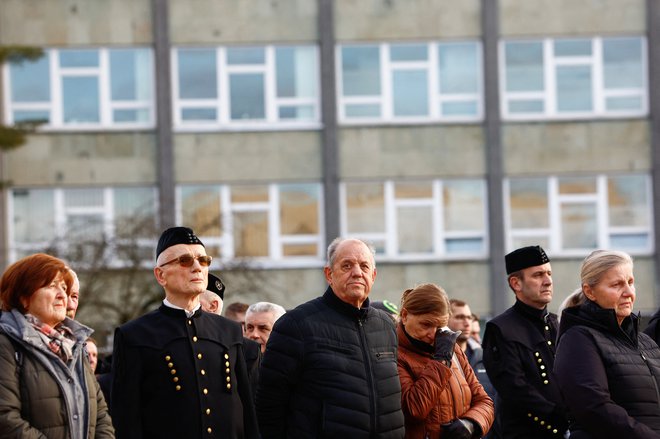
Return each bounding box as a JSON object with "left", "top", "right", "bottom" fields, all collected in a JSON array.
[
  {"left": 482, "top": 300, "right": 568, "bottom": 439},
  {"left": 111, "top": 305, "right": 258, "bottom": 439}
]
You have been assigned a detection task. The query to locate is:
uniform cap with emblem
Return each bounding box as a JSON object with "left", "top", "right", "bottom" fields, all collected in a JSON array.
[
  {"left": 156, "top": 226, "right": 205, "bottom": 259},
  {"left": 207, "top": 273, "right": 225, "bottom": 300},
  {"left": 505, "top": 245, "right": 550, "bottom": 275}
]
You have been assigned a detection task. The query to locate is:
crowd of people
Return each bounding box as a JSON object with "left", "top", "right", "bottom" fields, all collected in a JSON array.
[{"left": 0, "top": 226, "right": 660, "bottom": 438}]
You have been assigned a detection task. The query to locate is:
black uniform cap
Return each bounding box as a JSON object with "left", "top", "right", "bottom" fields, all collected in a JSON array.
[
  {"left": 156, "top": 226, "right": 205, "bottom": 259},
  {"left": 207, "top": 273, "right": 225, "bottom": 300},
  {"left": 505, "top": 245, "right": 550, "bottom": 275}
]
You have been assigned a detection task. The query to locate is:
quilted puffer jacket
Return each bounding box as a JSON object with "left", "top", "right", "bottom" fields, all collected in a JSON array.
[{"left": 397, "top": 324, "right": 494, "bottom": 439}]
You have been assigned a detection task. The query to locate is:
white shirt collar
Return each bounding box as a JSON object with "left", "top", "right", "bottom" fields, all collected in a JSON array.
[{"left": 163, "top": 298, "right": 201, "bottom": 318}]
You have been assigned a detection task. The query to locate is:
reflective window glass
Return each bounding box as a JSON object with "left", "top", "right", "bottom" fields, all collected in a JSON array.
[
  {"left": 280, "top": 184, "right": 319, "bottom": 235},
  {"left": 181, "top": 186, "right": 223, "bottom": 236},
  {"left": 62, "top": 77, "right": 100, "bottom": 123},
  {"left": 230, "top": 73, "right": 265, "bottom": 120},
  {"left": 64, "top": 188, "right": 104, "bottom": 208},
  {"left": 603, "top": 38, "right": 643, "bottom": 89},
  {"left": 178, "top": 49, "right": 217, "bottom": 99},
  {"left": 227, "top": 47, "right": 265, "bottom": 65},
  {"left": 12, "top": 189, "right": 55, "bottom": 242},
  {"left": 397, "top": 206, "right": 433, "bottom": 254},
  {"left": 608, "top": 175, "right": 649, "bottom": 227},
  {"left": 439, "top": 43, "right": 478, "bottom": 94},
  {"left": 443, "top": 180, "right": 485, "bottom": 231},
  {"left": 231, "top": 185, "right": 269, "bottom": 203},
  {"left": 554, "top": 39, "right": 591, "bottom": 57},
  {"left": 390, "top": 44, "right": 427, "bottom": 61},
  {"left": 557, "top": 66, "right": 592, "bottom": 112},
  {"left": 110, "top": 49, "right": 152, "bottom": 101},
  {"left": 59, "top": 50, "right": 98, "bottom": 68},
  {"left": 10, "top": 55, "right": 50, "bottom": 102},
  {"left": 392, "top": 70, "right": 428, "bottom": 116},
  {"left": 509, "top": 178, "right": 548, "bottom": 228},
  {"left": 233, "top": 212, "right": 268, "bottom": 257},
  {"left": 345, "top": 183, "right": 385, "bottom": 233},
  {"left": 505, "top": 42, "right": 544, "bottom": 92},
  {"left": 276, "top": 46, "right": 317, "bottom": 98},
  {"left": 561, "top": 203, "right": 597, "bottom": 249},
  {"left": 341, "top": 46, "right": 381, "bottom": 96}
]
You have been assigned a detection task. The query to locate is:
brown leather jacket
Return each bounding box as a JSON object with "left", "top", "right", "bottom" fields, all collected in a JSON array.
[{"left": 397, "top": 324, "right": 494, "bottom": 439}]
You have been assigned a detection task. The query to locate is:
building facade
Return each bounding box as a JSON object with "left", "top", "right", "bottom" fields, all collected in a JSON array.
[{"left": 1, "top": 0, "right": 658, "bottom": 333}]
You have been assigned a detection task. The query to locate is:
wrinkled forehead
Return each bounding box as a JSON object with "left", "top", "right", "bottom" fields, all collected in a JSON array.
[
  {"left": 158, "top": 243, "right": 207, "bottom": 263},
  {"left": 334, "top": 240, "right": 374, "bottom": 264}
]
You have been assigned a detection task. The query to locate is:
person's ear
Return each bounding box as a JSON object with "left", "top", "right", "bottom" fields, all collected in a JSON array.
[
  {"left": 582, "top": 285, "right": 596, "bottom": 301},
  {"left": 400, "top": 308, "right": 408, "bottom": 324}
]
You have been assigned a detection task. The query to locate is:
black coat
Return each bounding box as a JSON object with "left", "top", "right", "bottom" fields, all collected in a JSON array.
[
  {"left": 644, "top": 307, "right": 660, "bottom": 346},
  {"left": 482, "top": 300, "right": 568, "bottom": 439},
  {"left": 256, "top": 287, "right": 405, "bottom": 439},
  {"left": 111, "top": 305, "right": 258, "bottom": 439},
  {"left": 555, "top": 301, "right": 660, "bottom": 439}
]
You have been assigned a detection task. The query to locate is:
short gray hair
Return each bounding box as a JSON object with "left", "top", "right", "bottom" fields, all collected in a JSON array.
[
  {"left": 246, "top": 302, "right": 286, "bottom": 321},
  {"left": 326, "top": 237, "right": 376, "bottom": 267}
]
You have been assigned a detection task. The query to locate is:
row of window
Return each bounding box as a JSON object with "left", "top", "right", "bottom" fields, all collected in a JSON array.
[
  {"left": 2, "top": 36, "right": 647, "bottom": 130},
  {"left": 9, "top": 173, "right": 653, "bottom": 266}
]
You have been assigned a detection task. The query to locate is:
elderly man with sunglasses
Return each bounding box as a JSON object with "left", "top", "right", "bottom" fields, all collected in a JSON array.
[{"left": 111, "top": 227, "right": 258, "bottom": 439}]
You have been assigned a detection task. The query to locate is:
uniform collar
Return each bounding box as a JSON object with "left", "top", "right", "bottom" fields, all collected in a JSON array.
[{"left": 162, "top": 299, "right": 201, "bottom": 318}]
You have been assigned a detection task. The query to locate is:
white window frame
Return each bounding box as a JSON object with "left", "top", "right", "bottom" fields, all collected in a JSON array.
[
  {"left": 2, "top": 48, "right": 156, "bottom": 131},
  {"left": 172, "top": 45, "right": 321, "bottom": 132},
  {"left": 339, "top": 179, "right": 489, "bottom": 261},
  {"left": 337, "top": 41, "right": 484, "bottom": 125},
  {"left": 500, "top": 36, "right": 648, "bottom": 121},
  {"left": 176, "top": 183, "right": 325, "bottom": 268},
  {"left": 504, "top": 174, "right": 654, "bottom": 256},
  {"left": 8, "top": 186, "right": 158, "bottom": 266}
]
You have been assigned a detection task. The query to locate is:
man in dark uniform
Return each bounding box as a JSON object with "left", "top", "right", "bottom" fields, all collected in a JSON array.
[
  {"left": 482, "top": 245, "right": 568, "bottom": 439},
  {"left": 111, "top": 227, "right": 258, "bottom": 439}
]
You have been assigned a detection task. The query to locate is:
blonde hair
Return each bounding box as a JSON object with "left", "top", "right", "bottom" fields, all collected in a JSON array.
[{"left": 580, "top": 250, "right": 633, "bottom": 291}]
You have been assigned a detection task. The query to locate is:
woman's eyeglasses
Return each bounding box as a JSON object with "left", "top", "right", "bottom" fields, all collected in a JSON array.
[{"left": 159, "top": 254, "right": 213, "bottom": 268}]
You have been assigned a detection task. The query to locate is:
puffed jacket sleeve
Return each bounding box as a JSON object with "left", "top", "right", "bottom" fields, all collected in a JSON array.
[
  {"left": 0, "top": 334, "right": 46, "bottom": 439},
  {"left": 554, "top": 327, "right": 660, "bottom": 439},
  {"left": 256, "top": 316, "right": 304, "bottom": 439},
  {"left": 398, "top": 347, "right": 453, "bottom": 420},
  {"left": 456, "top": 347, "right": 494, "bottom": 436}
]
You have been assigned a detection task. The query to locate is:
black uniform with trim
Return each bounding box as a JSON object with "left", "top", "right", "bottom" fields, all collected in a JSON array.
[
  {"left": 482, "top": 300, "right": 568, "bottom": 439},
  {"left": 111, "top": 305, "right": 258, "bottom": 439}
]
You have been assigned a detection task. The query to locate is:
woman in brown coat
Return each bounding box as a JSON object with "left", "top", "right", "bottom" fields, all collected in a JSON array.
[{"left": 398, "top": 284, "right": 494, "bottom": 439}]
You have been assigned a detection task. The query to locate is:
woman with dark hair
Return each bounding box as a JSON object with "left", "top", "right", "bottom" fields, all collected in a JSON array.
[
  {"left": 554, "top": 250, "right": 660, "bottom": 438},
  {"left": 0, "top": 253, "right": 114, "bottom": 438},
  {"left": 397, "top": 283, "right": 494, "bottom": 439}
]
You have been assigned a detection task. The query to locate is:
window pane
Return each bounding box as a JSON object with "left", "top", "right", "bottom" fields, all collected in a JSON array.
[
  {"left": 12, "top": 189, "right": 55, "bottom": 242},
  {"left": 114, "top": 187, "right": 156, "bottom": 238},
  {"left": 509, "top": 178, "right": 548, "bottom": 228},
  {"left": 392, "top": 70, "right": 428, "bottom": 116},
  {"left": 606, "top": 96, "right": 642, "bottom": 111},
  {"left": 110, "top": 49, "right": 152, "bottom": 101},
  {"left": 178, "top": 49, "right": 217, "bottom": 99},
  {"left": 230, "top": 74, "right": 265, "bottom": 120},
  {"left": 554, "top": 39, "right": 591, "bottom": 57},
  {"left": 509, "top": 100, "right": 544, "bottom": 113},
  {"left": 59, "top": 50, "right": 98, "bottom": 68},
  {"left": 276, "top": 46, "right": 317, "bottom": 98},
  {"left": 345, "top": 104, "right": 380, "bottom": 118},
  {"left": 64, "top": 188, "right": 104, "bottom": 208},
  {"left": 182, "top": 108, "right": 217, "bottom": 121},
  {"left": 561, "top": 203, "right": 597, "bottom": 249},
  {"left": 280, "top": 184, "right": 319, "bottom": 235},
  {"left": 341, "top": 46, "right": 381, "bottom": 96},
  {"left": 390, "top": 44, "right": 427, "bottom": 61},
  {"left": 556, "top": 66, "right": 592, "bottom": 112},
  {"left": 181, "top": 186, "right": 222, "bottom": 236},
  {"left": 10, "top": 55, "right": 50, "bottom": 102},
  {"left": 279, "top": 105, "right": 314, "bottom": 120},
  {"left": 63, "top": 77, "right": 100, "bottom": 123},
  {"left": 446, "top": 238, "right": 483, "bottom": 254},
  {"left": 231, "top": 185, "right": 269, "bottom": 203},
  {"left": 395, "top": 182, "right": 432, "bottom": 199},
  {"left": 345, "top": 183, "right": 385, "bottom": 233},
  {"left": 397, "top": 206, "right": 433, "bottom": 253},
  {"left": 603, "top": 38, "right": 643, "bottom": 89},
  {"left": 283, "top": 243, "right": 317, "bottom": 257},
  {"left": 505, "top": 42, "right": 544, "bottom": 92},
  {"left": 444, "top": 180, "right": 484, "bottom": 231},
  {"left": 558, "top": 177, "right": 596, "bottom": 194},
  {"left": 13, "top": 110, "right": 50, "bottom": 124},
  {"left": 234, "top": 212, "right": 268, "bottom": 257},
  {"left": 442, "top": 101, "right": 478, "bottom": 116},
  {"left": 608, "top": 175, "right": 649, "bottom": 227},
  {"left": 114, "top": 109, "right": 150, "bottom": 123},
  {"left": 226, "top": 47, "right": 265, "bottom": 65},
  {"left": 439, "top": 43, "right": 478, "bottom": 94},
  {"left": 512, "top": 236, "right": 549, "bottom": 249},
  {"left": 610, "top": 233, "right": 649, "bottom": 250}
]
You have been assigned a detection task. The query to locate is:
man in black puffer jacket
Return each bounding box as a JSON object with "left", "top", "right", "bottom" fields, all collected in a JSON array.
[{"left": 256, "top": 237, "right": 405, "bottom": 439}]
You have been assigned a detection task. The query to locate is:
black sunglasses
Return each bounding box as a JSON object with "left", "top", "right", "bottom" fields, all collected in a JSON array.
[{"left": 159, "top": 254, "right": 213, "bottom": 268}]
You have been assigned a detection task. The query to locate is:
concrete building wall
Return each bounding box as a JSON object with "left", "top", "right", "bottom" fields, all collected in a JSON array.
[
  {"left": 339, "top": 125, "right": 485, "bottom": 179},
  {"left": 500, "top": 0, "right": 646, "bottom": 36},
  {"left": 335, "top": 0, "right": 481, "bottom": 40},
  {"left": 169, "top": 0, "right": 318, "bottom": 44},
  {"left": 503, "top": 120, "right": 651, "bottom": 175},
  {"left": 174, "top": 131, "right": 322, "bottom": 183},
  {"left": 0, "top": 0, "right": 152, "bottom": 45},
  {"left": 3, "top": 133, "right": 157, "bottom": 185}
]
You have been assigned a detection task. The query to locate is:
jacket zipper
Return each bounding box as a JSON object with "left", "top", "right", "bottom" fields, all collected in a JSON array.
[
  {"left": 358, "top": 318, "right": 378, "bottom": 435},
  {"left": 640, "top": 351, "right": 660, "bottom": 410}
]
